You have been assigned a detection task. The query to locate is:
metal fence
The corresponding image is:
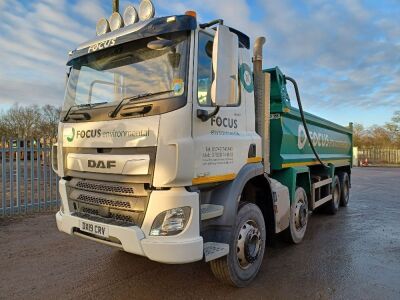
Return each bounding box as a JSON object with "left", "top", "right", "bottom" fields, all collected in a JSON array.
[
  {"left": 358, "top": 148, "right": 400, "bottom": 165},
  {"left": 0, "top": 137, "right": 60, "bottom": 217}
]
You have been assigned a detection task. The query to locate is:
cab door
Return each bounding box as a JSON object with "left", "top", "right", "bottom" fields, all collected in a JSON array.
[{"left": 192, "top": 30, "right": 251, "bottom": 184}]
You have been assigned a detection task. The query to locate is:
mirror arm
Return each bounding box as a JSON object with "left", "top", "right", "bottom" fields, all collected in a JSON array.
[{"left": 196, "top": 106, "right": 220, "bottom": 122}]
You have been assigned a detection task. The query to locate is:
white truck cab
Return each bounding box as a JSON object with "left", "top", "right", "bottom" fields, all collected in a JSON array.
[{"left": 54, "top": 0, "right": 352, "bottom": 287}]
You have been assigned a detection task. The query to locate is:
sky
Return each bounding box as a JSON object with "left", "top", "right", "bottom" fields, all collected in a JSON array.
[{"left": 0, "top": 0, "right": 399, "bottom": 127}]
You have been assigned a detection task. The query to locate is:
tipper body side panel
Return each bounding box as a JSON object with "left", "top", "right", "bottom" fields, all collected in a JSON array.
[{"left": 265, "top": 67, "right": 353, "bottom": 171}]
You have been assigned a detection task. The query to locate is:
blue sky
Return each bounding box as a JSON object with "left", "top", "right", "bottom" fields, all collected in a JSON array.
[{"left": 0, "top": 0, "right": 399, "bottom": 127}]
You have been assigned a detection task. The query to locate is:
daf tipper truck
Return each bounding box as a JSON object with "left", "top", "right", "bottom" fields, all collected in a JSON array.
[{"left": 53, "top": 0, "right": 353, "bottom": 287}]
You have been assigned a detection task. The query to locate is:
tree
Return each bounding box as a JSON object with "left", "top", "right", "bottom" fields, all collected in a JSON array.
[
  {"left": 385, "top": 111, "right": 400, "bottom": 147},
  {"left": 352, "top": 123, "right": 365, "bottom": 147},
  {"left": 0, "top": 104, "right": 61, "bottom": 139},
  {"left": 37, "top": 105, "right": 61, "bottom": 138},
  {"left": 0, "top": 104, "right": 41, "bottom": 138}
]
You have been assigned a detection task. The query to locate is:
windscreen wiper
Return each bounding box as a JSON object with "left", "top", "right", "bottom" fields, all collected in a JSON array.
[
  {"left": 63, "top": 102, "right": 108, "bottom": 121},
  {"left": 109, "top": 90, "right": 174, "bottom": 118}
]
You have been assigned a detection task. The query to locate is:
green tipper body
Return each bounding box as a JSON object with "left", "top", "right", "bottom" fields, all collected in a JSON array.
[{"left": 265, "top": 67, "right": 353, "bottom": 171}]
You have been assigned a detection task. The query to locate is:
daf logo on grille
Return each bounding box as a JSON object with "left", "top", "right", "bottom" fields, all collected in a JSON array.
[{"left": 88, "top": 160, "right": 117, "bottom": 169}]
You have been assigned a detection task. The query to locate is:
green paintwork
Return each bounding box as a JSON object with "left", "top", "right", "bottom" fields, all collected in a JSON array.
[
  {"left": 265, "top": 67, "right": 353, "bottom": 171},
  {"left": 272, "top": 166, "right": 309, "bottom": 203}
]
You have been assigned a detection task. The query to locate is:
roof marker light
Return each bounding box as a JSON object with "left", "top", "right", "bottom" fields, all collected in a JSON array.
[
  {"left": 185, "top": 11, "right": 197, "bottom": 18},
  {"left": 139, "top": 0, "right": 155, "bottom": 21},
  {"left": 123, "top": 5, "right": 139, "bottom": 26}
]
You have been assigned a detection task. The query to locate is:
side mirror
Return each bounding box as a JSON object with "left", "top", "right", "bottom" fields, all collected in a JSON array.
[{"left": 211, "top": 25, "right": 239, "bottom": 107}]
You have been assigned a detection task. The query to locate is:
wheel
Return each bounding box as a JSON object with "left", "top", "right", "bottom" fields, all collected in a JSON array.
[
  {"left": 284, "top": 187, "right": 308, "bottom": 244},
  {"left": 210, "top": 202, "right": 266, "bottom": 287},
  {"left": 327, "top": 175, "right": 341, "bottom": 214},
  {"left": 339, "top": 172, "right": 350, "bottom": 207}
]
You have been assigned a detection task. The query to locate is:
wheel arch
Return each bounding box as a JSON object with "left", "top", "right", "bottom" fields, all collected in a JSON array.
[
  {"left": 240, "top": 174, "right": 275, "bottom": 242},
  {"left": 199, "top": 163, "right": 273, "bottom": 244}
]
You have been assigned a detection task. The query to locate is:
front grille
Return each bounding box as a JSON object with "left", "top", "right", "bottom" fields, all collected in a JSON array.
[
  {"left": 67, "top": 178, "right": 150, "bottom": 226},
  {"left": 109, "top": 212, "right": 134, "bottom": 223},
  {"left": 82, "top": 207, "right": 98, "bottom": 215},
  {"left": 77, "top": 194, "right": 131, "bottom": 209},
  {"left": 72, "top": 212, "right": 133, "bottom": 227},
  {"left": 75, "top": 180, "right": 135, "bottom": 196}
]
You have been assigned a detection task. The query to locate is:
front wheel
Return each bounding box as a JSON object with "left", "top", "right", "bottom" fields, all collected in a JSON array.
[{"left": 210, "top": 202, "right": 266, "bottom": 287}]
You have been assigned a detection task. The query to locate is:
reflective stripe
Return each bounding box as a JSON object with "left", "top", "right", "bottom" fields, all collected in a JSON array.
[
  {"left": 282, "top": 159, "right": 350, "bottom": 168},
  {"left": 247, "top": 157, "right": 262, "bottom": 164},
  {"left": 192, "top": 173, "right": 236, "bottom": 185}
]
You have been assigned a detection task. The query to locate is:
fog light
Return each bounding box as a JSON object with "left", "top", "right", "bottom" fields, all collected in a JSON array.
[{"left": 150, "top": 207, "right": 191, "bottom": 236}]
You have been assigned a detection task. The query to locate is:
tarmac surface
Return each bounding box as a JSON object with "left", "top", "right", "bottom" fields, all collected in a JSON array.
[{"left": 0, "top": 167, "right": 399, "bottom": 299}]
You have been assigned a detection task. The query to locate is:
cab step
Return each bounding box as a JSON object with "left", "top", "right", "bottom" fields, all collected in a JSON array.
[
  {"left": 201, "top": 204, "right": 224, "bottom": 221},
  {"left": 204, "top": 242, "right": 229, "bottom": 262}
]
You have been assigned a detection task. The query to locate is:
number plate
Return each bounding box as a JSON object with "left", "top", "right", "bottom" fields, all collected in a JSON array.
[{"left": 79, "top": 220, "right": 109, "bottom": 238}]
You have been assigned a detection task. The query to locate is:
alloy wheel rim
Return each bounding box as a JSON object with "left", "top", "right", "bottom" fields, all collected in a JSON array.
[{"left": 236, "top": 220, "right": 262, "bottom": 269}]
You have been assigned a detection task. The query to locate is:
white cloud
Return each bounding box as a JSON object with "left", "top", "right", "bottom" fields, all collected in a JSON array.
[
  {"left": 0, "top": 0, "right": 398, "bottom": 126},
  {"left": 73, "top": 0, "right": 107, "bottom": 24}
]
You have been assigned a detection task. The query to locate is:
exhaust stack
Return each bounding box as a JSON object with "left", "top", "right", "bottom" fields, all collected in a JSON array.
[
  {"left": 253, "top": 37, "right": 270, "bottom": 173},
  {"left": 113, "top": 0, "right": 119, "bottom": 13}
]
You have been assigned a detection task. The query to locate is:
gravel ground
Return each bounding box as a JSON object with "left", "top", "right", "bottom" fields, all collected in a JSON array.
[{"left": 0, "top": 167, "right": 399, "bottom": 299}]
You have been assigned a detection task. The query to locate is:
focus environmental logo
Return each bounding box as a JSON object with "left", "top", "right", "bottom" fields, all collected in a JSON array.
[{"left": 66, "top": 128, "right": 75, "bottom": 142}]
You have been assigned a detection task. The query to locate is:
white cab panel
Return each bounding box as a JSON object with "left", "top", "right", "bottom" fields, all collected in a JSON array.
[
  {"left": 62, "top": 116, "right": 160, "bottom": 148},
  {"left": 67, "top": 153, "right": 150, "bottom": 175}
]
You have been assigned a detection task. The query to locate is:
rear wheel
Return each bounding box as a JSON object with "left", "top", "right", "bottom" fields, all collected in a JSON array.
[
  {"left": 339, "top": 172, "right": 350, "bottom": 207},
  {"left": 210, "top": 202, "right": 266, "bottom": 287},
  {"left": 327, "top": 176, "right": 341, "bottom": 214},
  {"left": 284, "top": 187, "right": 308, "bottom": 244}
]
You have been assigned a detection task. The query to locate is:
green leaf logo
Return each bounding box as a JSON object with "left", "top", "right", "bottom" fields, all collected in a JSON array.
[
  {"left": 239, "top": 63, "right": 254, "bottom": 93},
  {"left": 66, "top": 128, "right": 75, "bottom": 142}
]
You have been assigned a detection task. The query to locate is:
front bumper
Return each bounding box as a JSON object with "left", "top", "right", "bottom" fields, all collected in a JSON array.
[{"left": 56, "top": 184, "right": 203, "bottom": 264}]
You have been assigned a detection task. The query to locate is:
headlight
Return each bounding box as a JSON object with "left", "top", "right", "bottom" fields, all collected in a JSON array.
[
  {"left": 96, "top": 18, "right": 110, "bottom": 36},
  {"left": 109, "top": 12, "right": 123, "bottom": 31},
  {"left": 150, "top": 207, "right": 191, "bottom": 236},
  {"left": 139, "top": 0, "right": 155, "bottom": 21},
  {"left": 123, "top": 5, "right": 139, "bottom": 26}
]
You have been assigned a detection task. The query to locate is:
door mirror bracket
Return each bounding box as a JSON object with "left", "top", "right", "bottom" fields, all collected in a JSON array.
[{"left": 196, "top": 106, "right": 220, "bottom": 122}]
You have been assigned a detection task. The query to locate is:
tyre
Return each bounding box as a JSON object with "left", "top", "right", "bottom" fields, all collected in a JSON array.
[
  {"left": 339, "top": 172, "right": 350, "bottom": 207},
  {"left": 210, "top": 202, "right": 266, "bottom": 287},
  {"left": 327, "top": 175, "right": 341, "bottom": 214},
  {"left": 284, "top": 187, "right": 308, "bottom": 244}
]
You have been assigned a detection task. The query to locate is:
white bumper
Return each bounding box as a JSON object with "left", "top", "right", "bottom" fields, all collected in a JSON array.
[{"left": 56, "top": 185, "right": 203, "bottom": 264}]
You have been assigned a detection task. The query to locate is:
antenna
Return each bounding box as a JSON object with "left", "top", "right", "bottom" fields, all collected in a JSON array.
[{"left": 112, "top": 0, "right": 119, "bottom": 13}]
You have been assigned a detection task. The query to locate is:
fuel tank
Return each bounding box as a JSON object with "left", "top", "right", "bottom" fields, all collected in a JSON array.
[{"left": 265, "top": 67, "right": 353, "bottom": 171}]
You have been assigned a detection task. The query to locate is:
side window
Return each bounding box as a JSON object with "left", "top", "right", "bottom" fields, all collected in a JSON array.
[
  {"left": 197, "top": 32, "right": 214, "bottom": 106},
  {"left": 197, "top": 31, "right": 240, "bottom": 107}
]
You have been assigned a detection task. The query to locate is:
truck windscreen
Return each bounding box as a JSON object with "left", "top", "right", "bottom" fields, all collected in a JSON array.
[{"left": 63, "top": 31, "right": 189, "bottom": 112}]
